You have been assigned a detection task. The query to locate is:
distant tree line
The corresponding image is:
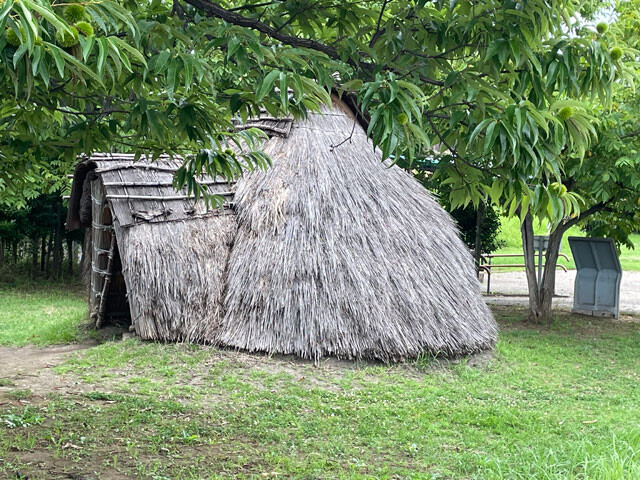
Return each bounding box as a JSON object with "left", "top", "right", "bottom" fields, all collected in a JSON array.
[{"left": 0, "top": 194, "right": 83, "bottom": 279}]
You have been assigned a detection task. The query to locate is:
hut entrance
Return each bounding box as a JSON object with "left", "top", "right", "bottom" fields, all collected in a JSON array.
[
  {"left": 101, "top": 240, "right": 131, "bottom": 327},
  {"left": 86, "top": 174, "right": 131, "bottom": 329}
]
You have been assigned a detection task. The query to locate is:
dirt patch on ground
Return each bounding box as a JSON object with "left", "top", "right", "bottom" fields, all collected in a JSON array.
[
  {"left": 7, "top": 448, "right": 131, "bottom": 480},
  {"left": 3, "top": 425, "right": 269, "bottom": 480},
  {"left": 0, "top": 337, "right": 497, "bottom": 402},
  {"left": 0, "top": 343, "right": 96, "bottom": 397}
]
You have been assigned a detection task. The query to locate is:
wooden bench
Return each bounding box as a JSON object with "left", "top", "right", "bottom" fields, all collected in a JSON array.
[{"left": 476, "top": 253, "right": 569, "bottom": 295}]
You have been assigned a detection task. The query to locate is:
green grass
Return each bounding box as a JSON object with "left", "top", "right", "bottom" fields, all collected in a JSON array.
[
  {"left": 491, "top": 216, "right": 640, "bottom": 271},
  {"left": 1, "top": 284, "right": 640, "bottom": 478},
  {"left": 0, "top": 279, "right": 88, "bottom": 346}
]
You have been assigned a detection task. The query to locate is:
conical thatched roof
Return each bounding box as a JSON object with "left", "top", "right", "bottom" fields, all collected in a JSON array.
[
  {"left": 220, "top": 98, "right": 497, "bottom": 361},
  {"left": 67, "top": 98, "right": 496, "bottom": 362}
]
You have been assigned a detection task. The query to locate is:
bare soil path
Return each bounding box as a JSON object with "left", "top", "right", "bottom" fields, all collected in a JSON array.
[{"left": 0, "top": 343, "right": 96, "bottom": 397}]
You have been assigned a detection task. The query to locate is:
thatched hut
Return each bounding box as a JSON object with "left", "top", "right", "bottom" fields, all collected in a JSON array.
[{"left": 67, "top": 97, "right": 497, "bottom": 361}]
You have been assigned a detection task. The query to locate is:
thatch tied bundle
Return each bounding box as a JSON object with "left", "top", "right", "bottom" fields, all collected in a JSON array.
[{"left": 67, "top": 98, "right": 497, "bottom": 361}]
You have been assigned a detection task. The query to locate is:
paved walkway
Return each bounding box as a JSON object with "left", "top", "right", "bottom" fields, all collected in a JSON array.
[{"left": 482, "top": 270, "right": 640, "bottom": 315}]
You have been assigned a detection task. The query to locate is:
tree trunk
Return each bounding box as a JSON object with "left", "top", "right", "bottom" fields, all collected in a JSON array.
[
  {"left": 522, "top": 213, "right": 541, "bottom": 322},
  {"left": 40, "top": 234, "right": 47, "bottom": 272},
  {"left": 12, "top": 240, "right": 18, "bottom": 264},
  {"left": 66, "top": 237, "right": 73, "bottom": 276},
  {"left": 537, "top": 229, "right": 563, "bottom": 323},
  {"left": 52, "top": 202, "right": 63, "bottom": 279},
  {"left": 474, "top": 202, "right": 485, "bottom": 274},
  {"left": 0, "top": 238, "right": 4, "bottom": 267},
  {"left": 45, "top": 232, "right": 54, "bottom": 277},
  {"left": 521, "top": 213, "right": 565, "bottom": 324},
  {"left": 31, "top": 235, "right": 39, "bottom": 277}
]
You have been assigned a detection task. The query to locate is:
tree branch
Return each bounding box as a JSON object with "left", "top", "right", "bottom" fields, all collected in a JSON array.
[
  {"left": 561, "top": 200, "right": 614, "bottom": 231},
  {"left": 180, "top": 0, "right": 445, "bottom": 86},
  {"left": 404, "top": 43, "right": 475, "bottom": 60},
  {"left": 620, "top": 129, "right": 640, "bottom": 140},
  {"left": 32, "top": 100, "right": 129, "bottom": 117},
  {"left": 182, "top": 0, "right": 341, "bottom": 59},
  {"left": 369, "top": 0, "right": 390, "bottom": 47},
  {"left": 172, "top": 0, "right": 187, "bottom": 19},
  {"left": 229, "top": 1, "right": 281, "bottom": 11}
]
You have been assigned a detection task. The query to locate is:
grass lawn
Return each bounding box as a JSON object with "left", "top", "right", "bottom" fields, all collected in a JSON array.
[
  {"left": 491, "top": 216, "right": 640, "bottom": 271},
  {"left": 1, "top": 285, "right": 639, "bottom": 478},
  {"left": 0, "top": 280, "right": 88, "bottom": 346}
]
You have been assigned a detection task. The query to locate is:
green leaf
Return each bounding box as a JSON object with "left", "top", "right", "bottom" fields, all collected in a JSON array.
[
  {"left": 111, "top": 36, "right": 148, "bottom": 68},
  {"left": 256, "top": 70, "right": 280, "bottom": 102},
  {"left": 489, "top": 179, "right": 504, "bottom": 204},
  {"left": 153, "top": 50, "right": 170, "bottom": 74},
  {"left": 444, "top": 71, "right": 460, "bottom": 88},
  {"left": 279, "top": 71, "right": 289, "bottom": 109},
  {"left": 469, "top": 119, "right": 492, "bottom": 145},
  {"left": 341, "top": 79, "right": 363, "bottom": 91},
  {"left": 96, "top": 37, "right": 108, "bottom": 75},
  {"left": 483, "top": 121, "right": 499, "bottom": 154},
  {"left": 47, "top": 42, "right": 65, "bottom": 77},
  {"left": 21, "top": 0, "right": 71, "bottom": 36},
  {"left": 46, "top": 43, "right": 105, "bottom": 87},
  {"left": 230, "top": 93, "right": 243, "bottom": 114}
]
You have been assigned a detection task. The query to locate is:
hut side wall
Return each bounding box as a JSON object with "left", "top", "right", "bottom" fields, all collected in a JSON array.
[{"left": 115, "top": 215, "right": 237, "bottom": 342}]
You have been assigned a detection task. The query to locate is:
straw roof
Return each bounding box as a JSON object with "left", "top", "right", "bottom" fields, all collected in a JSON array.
[
  {"left": 67, "top": 98, "right": 496, "bottom": 361},
  {"left": 219, "top": 98, "right": 497, "bottom": 361},
  {"left": 67, "top": 153, "right": 237, "bottom": 341}
]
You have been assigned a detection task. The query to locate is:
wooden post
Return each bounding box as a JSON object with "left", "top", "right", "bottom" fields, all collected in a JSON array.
[
  {"left": 96, "top": 234, "right": 116, "bottom": 328},
  {"left": 89, "top": 178, "right": 114, "bottom": 326}
]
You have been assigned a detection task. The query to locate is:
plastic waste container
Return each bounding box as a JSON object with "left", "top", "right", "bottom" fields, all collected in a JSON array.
[{"left": 568, "top": 237, "right": 622, "bottom": 318}]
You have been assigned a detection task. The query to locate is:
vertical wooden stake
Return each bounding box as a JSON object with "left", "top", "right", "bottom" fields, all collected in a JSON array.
[{"left": 96, "top": 234, "right": 116, "bottom": 328}]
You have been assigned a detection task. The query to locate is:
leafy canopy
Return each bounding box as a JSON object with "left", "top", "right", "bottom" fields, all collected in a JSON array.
[
  {"left": 0, "top": 0, "right": 630, "bottom": 219},
  {"left": 555, "top": 0, "right": 640, "bottom": 248}
]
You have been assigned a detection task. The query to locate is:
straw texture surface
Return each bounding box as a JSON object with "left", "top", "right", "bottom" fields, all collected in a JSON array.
[
  {"left": 219, "top": 99, "right": 497, "bottom": 360},
  {"left": 68, "top": 99, "right": 497, "bottom": 361}
]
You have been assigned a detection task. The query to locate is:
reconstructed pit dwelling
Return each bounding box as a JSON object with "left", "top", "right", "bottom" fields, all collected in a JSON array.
[{"left": 66, "top": 97, "right": 497, "bottom": 361}]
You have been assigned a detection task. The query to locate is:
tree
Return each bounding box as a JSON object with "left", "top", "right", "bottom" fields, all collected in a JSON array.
[
  {"left": 1, "top": 1, "right": 632, "bottom": 314},
  {"left": 0, "top": 0, "right": 338, "bottom": 207},
  {"left": 449, "top": 203, "right": 503, "bottom": 254},
  {"left": 505, "top": 3, "right": 640, "bottom": 324},
  {"left": 519, "top": 85, "right": 640, "bottom": 323},
  {"left": 0, "top": 193, "right": 75, "bottom": 277},
  {"left": 2, "top": 1, "right": 623, "bottom": 198}
]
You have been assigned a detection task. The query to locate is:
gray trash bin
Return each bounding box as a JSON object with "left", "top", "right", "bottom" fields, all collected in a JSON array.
[{"left": 568, "top": 237, "right": 622, "bottom": 318}]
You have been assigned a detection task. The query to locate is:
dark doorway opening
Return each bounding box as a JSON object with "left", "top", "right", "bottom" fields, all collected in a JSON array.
[{"left": 102, "top": 239, "right": 131, "bottom": 328}]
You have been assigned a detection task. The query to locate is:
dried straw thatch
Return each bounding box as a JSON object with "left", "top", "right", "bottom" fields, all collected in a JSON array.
[
  {"left": 219, "top": 98, "right": 496, "bottom": 361},
  {"left": 66, "top": 153, "right": 237, "bottom": 338},
  {"left": 67, "top": 98, "right": 496, "bottom": 361}
]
